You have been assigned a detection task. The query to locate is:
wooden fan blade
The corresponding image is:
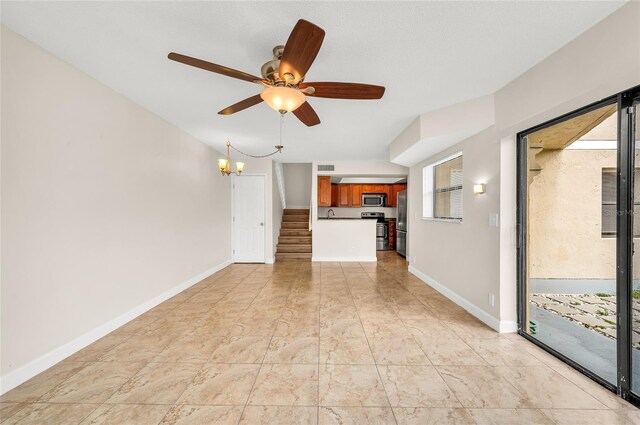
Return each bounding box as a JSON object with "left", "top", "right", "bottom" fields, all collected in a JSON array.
[
  {"left": 293, "top": 101, "right": 320, "bottom": 127},
  {"left": 279, "top": 19, "right": 325, "bottom": 84},
  {"left": 168, "top": 52, "right": 262, "bottom": 83},
  {"left": 299, "top": 82, "right": 385, "bottom": 99},
  {"left": 218, "top": 94, "right": 263, "bottom": 115}
]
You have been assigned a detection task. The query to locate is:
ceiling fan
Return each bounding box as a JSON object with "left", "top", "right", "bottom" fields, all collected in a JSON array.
[{"left": 168, "top": 19, "right": 385, "bottom": 127}]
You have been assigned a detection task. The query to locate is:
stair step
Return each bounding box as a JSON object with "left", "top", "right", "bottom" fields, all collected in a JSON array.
[
  {"left": 280, "top": 229, "right": 312, "bottom": 236},
  {"left": 275, "top": 252, "right": 312, "bottom": 261},
  {"left": 282, "top": 222, "right": 308, "bottom": 229},
  {"left": 284, "top": 209, "right": 310, "bottom": 215},
  {"left": 282, "top": 215, "right": 309, "bottom": 223},
  {"left": 279, "top": 236, "right": 312, "bottom": 244},
  {"left": 277, "top": 244, "right": 312, "bottom": 253}
]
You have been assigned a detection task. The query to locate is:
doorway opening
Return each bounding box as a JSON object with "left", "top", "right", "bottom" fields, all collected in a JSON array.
[{"left": 517, "top": 86, "right": 640, "bottom": 404}]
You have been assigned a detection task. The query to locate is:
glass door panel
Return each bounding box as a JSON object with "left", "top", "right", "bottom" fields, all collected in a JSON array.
[
  {"left": 631, "top": 97, "right": 640, "bottom": 395},
  {"left": 523, "top": 102, "right": 618, "bottom": 384}
]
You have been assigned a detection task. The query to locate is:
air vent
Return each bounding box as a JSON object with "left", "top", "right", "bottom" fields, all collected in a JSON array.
[{"left": 318, "top": 164, "right": 335, "bottom": 171}]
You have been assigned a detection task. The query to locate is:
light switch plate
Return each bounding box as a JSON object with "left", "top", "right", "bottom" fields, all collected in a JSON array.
[{"left": 489, "top": 213, "right": 499, "bottom": 227}]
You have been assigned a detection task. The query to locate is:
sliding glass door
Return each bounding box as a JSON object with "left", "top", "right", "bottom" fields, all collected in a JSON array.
[
  {"left": 628, "top": 92, "right": 640, "bottom": 398},
  {"left": 518, "top": 86, "right": 640, "bottom": 403}
]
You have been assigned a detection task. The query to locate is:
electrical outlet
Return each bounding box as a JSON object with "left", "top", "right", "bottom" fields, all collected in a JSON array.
[
  {"left": 488, "top": 292, "right": 495, "bottom": 307},
  {"left": 489, "top": 213, "right": 499, "bottom": 227},
  {"left": 411, "top": 256, "right": 416, "bottom": 264}
]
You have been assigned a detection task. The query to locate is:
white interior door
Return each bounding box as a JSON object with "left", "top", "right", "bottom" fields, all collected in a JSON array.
[{"left": 232, "top": 175, "right": 266, "bottom": 263}]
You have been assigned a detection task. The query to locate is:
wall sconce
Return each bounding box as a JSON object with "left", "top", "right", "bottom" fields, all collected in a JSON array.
[{"left": 473, "top": 183, "right": 486, "bottom": 194}]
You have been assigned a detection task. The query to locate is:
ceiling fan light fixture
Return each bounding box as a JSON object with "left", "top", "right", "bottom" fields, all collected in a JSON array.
[{"left": 260, "top": 86, "right": 306, "bottom": 113}]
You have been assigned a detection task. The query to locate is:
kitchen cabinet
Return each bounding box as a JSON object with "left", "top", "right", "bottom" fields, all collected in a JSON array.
[
  {"left": 388, "top": 220, "right": 397, "bottom": 250},
  {"left": 338, "top": 184, "right": 351, "bottom": 207},
  {"left": 350, "top": 184, "right": 362, "bottom": 207},
  {"left": 318, "top": 176, "right": 332, "bottom": 207},
  {"left": 362, "top": 184, "right": 385, "bottom": 194},
  {"left": 388, "top": 185, "right": 397, "bottom": 207},
  {"left": 389, "top": 183, "right": 407, "bottom": 207},
  {"left": 331, "top": 184, "right": 339, "bottom": 207},
  {"left": 325, "top": 183, "right": 406, "bottom": 208}
]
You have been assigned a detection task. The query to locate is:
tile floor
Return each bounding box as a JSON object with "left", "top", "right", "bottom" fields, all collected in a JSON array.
[{"left": 2, "top": 252, "right": 640, "bottom": 424}]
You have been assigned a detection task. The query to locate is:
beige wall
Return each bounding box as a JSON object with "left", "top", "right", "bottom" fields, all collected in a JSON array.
[
  {"left": 283, "top": 163, "right": 311, "bottom": 209},
  {"left": 409, "top": 128, "right": 501, "bottom": 319},
  {"left": 1, "top": 27, "right": 232, "bottom": 384},
  {"left": 528, "top": 149, "right": 640, "bottom": 280},
  {"left": 529, "top": 150, "right": 616, "bottom": 279},
  {"left": 406, "top": 2, "right": 639, "bottom": 330}
]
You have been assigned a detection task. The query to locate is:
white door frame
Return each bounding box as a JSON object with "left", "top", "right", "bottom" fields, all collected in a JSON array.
[{"left": 231, "top": 173, "right": 267, "bottom": 263}]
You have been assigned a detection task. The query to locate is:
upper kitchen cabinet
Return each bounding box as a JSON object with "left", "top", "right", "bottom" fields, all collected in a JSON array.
[
  {"left": 331, "top": 184, "right": 339, "bottom": 207},
  {"left": 362, "top": 184, "right": 385, "bottom": 194},
  {"left": 388, "top": 183, "right": 407, "bottom": 207},
  {"left": 318, "top": 176, "right": 332, "bottom": 207},
  {"left": 338, "top": 184, "right": 351, "bottom": 207},
  {"left": 350, "top": 185, "right": 362, "bottom": 207}
]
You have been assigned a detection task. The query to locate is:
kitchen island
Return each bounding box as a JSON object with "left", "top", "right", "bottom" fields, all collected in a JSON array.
[{"left": 312, "top": 218, "right": 377, "bottom": 262}]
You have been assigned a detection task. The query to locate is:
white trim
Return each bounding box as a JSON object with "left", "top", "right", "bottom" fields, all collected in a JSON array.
[
  {"left": 408, "top": 265, "right": 512, "bottom": 333},
  {"left": 0, "top": 259, "right": 232, "bottom": 395},
  {"left": 499, "top": 320, "right": 518, "bottom": 333},
  {"left": 286, "top": 205, "right": 309, "bottom": 209},
  {"left": 274, "top": 161, "right": 286, "bottom": 209},
  {"left": 265, "top": 257, "right": 275, "bottom": 264},
  {"left": 231, "top": 173, "right": 267, "bottom": 264},
  {"left": 312, "top": 256, "right": 377, "bottom": 262},
  {"left": 429, "top": 150, "right": 464, "bottom": 168}
]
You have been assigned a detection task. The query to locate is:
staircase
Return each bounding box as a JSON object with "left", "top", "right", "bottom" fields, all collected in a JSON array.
[{"left": 276, "top": 209, "right": 312, "bottom": 262}]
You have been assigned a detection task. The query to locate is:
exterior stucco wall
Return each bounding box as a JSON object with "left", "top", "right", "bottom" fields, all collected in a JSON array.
[{"left": 529, "top": 149, "right": 616, "bottom": 279}]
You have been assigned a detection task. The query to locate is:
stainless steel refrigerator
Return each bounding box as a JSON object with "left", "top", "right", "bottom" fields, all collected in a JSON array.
[{"left": 396, "top": 190, "right": 407, "bottom": 257}]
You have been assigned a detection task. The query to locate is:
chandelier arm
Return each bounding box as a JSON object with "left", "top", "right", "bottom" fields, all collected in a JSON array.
[{"left": 228, "top": 144, "right": 283, "bottom": 158}]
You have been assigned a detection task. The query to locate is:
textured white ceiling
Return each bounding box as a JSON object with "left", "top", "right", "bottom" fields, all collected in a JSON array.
[{"left": 0, "top": 1, "right": 625, "bottom": 162}]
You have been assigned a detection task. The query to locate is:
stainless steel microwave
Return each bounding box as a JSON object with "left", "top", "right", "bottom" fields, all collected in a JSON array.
[{"left": 361, "top": 193, "right": 387, "bottom": 207}]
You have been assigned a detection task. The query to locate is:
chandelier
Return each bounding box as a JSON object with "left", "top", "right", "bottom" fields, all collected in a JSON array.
[
  {"left": 218, "top": 114, "right": 286, "bottom": 176},
  {"left": 217, "top": 142, "right": 245, "bottom": 176}
]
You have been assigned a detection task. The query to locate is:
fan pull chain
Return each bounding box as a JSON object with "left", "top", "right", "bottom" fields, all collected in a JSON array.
[{"left": 279, "top": 111, "right": 284, "bottom": 149}]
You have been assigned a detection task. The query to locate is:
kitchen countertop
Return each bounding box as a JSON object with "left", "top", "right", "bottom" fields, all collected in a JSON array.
[{"left": 317, "top": 217, "right": 368, "bottom": 220}]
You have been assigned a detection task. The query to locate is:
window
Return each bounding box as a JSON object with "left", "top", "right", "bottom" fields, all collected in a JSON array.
[
  {"left": 423, "top": 153, "right": 463, "bottom": 221},
  {"left": 602, "top": 168, "right": 640, "bottom": 238}
]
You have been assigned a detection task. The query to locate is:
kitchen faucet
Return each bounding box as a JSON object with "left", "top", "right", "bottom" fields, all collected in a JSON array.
[{"left": 327, "top": 209, "right": 335, "bottom": 219}]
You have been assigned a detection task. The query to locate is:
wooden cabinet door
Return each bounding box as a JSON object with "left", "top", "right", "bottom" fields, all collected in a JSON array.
[
  {"left": 362, "top": 184, "right": 375, "bottom": 193},
  {"left": 331, "top": 184, "right": 339, "bottom": 207},
  {"left": 388, "top": 185, "right": 397, "bottom": 207},
  {"left": 392, "top": 183, "right": 407, "bottom": 206},
  {"left": 338, "top": 185, "right": 351, "bottom": 207},
  {"left": 318, "top": 176, "right": 332, "bottom": 207},
  {"left": 350, "top": 185, "right": 362, "bottom": 207},
  {"left": 388, "top": 220, "right": 396, "bottom": 250}
]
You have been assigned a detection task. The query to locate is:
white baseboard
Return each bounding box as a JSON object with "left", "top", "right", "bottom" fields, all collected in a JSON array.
[
  {"left": 408, "top": 265, "right": 512, "bottom": 333},
  {"left": 265, "top": 257, "right": 275, "bottom": 264},
  {"left": 312, "top": 256, "right": 377, "bottom": 262},
  {"left": 0, "top": 259, "right": 232, "bottom": 395}
]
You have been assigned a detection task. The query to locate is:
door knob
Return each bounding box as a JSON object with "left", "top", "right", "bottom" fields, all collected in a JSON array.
[{"left": 260, "top": 222, "right": 264, "bottom": 226}]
